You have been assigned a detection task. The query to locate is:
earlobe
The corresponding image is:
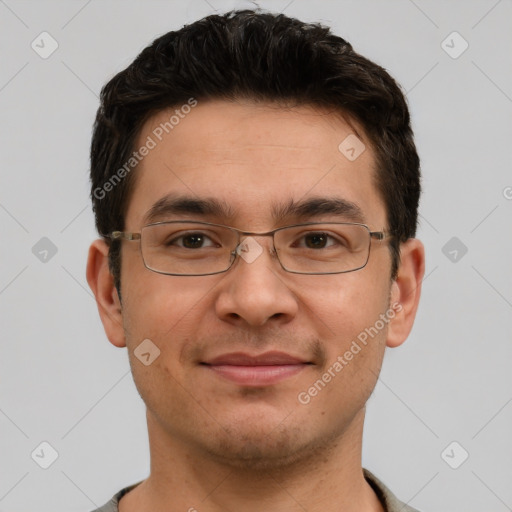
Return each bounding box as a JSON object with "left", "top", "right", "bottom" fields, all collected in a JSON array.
[
  {"left": 86, "top": 239, "right": 126, "bottom": 348},
  {"left": 386, "top": 238, "right": 425, "bottom": 348}
]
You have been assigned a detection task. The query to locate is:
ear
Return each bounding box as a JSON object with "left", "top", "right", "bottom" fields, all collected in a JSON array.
[
  {"left": 86, "top": 239, "right": 126, "bottom": 348},
  {"left": 386, "top": 238, "right": 425, "bottom": 348}
]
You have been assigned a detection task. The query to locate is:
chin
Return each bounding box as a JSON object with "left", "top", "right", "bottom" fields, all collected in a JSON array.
[{"left": 198, "top": 417, "right": 336, "bottom": 473}]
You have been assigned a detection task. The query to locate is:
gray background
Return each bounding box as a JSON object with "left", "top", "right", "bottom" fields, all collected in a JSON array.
[{"left": 1, "top": 0, "right": 511, "bottom": 510}]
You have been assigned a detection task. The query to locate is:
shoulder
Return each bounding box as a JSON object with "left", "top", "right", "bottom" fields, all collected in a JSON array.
[
  {"left": 88, "top": 482, "right": 143, "bottom": 512},
  {"left": 363, "top": 468, "right": 421, "bottom": 512}
]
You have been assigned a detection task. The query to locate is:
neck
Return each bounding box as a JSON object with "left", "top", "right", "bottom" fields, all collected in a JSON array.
[{"left": 119, "top": 407, "right": 384, "bottom": 512}]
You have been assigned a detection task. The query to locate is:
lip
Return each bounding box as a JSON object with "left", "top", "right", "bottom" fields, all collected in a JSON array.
[
  {"left": 205, "top": 351, "right": 309, "bottom": 366},
  {"left": 202, "top": 351, "right": 311, "bottom": 386}
]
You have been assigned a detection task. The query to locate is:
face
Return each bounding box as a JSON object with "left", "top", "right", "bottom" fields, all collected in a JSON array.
[{"left": 116, "top": 100, "right": 396, "bottom": 468}]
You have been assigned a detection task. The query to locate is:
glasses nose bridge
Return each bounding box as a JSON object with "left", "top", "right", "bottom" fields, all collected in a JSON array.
[
  {"left": 238, "top": 229, "right": 279, "bottom": 246},
  {"left": 233, "top": 228, "right": 278, "bottom": 257}
]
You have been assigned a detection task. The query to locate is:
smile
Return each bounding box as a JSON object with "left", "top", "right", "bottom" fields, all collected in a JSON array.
[
  {"left": 205, "top": 363, "right": 309, "bottom": 386},
  {"left": 201, "top": 351, "right": 312, "bottom": 386}
]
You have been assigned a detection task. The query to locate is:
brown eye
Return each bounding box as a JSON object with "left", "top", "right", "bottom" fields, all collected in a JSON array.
[
  {"left": 304, "top": 233, "right": 329, "bottom": 249},
  {"left": 182, "top": 234, "right": 206, "bottom": 248},
  {"left": 165, "top": 232, "right": 218, "bottom": 249}
]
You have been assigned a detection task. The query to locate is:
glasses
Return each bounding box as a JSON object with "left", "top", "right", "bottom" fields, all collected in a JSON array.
[{"left": 107, "top": 221, "right": 391, "bottom": 276}]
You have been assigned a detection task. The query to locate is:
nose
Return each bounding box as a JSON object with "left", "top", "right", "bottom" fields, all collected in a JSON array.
[{"left": 214, "top": 236, "right": 299, "bottom": 327}]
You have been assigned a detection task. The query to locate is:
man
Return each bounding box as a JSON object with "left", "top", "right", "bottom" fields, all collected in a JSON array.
[{"left": 86, "top": 9, "right": 425, "bottom": 512}]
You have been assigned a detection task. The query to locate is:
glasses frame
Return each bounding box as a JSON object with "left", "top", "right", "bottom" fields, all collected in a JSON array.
[{"left": 106, "top": 220, "right": 392, "bottom": 276}]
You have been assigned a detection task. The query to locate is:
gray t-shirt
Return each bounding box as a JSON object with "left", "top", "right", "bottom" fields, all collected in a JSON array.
[{"left": 90, "top": 468, "right": 419, "bottom": 511}]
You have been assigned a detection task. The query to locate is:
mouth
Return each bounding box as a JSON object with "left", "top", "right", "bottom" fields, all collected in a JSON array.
[{"left": 201, "top": 351, "right": 312, "bottom": 386}]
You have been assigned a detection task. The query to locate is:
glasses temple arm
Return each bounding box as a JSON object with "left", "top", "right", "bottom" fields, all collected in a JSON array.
[{"left": 107, "top": 231, "right": 142, "bottom": 241}]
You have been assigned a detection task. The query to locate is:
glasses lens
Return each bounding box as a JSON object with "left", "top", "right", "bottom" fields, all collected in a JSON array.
[
  {"left": 275, "top": 223, "right": 371, "bottom": 274},
  {"left": 141, "top": 222, "right": 237, "bottom": 275},
  {"left": 139, "top": 222, "right": 372, "bottom": 275}
]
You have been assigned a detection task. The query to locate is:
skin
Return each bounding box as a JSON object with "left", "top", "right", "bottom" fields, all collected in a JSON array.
[{"left": 87, "top": 99, "right": 425, "bottom": 512}]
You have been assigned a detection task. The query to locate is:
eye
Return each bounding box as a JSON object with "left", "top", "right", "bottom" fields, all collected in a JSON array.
[
  {"left": 303, "top": 232, "right": 331, "bottom": 249},
  {"left": 169, "top": 232, "right": 218, "bottom": 249},
  {"left": 296, "top": 232, "right": 342, "bottom": 249}
]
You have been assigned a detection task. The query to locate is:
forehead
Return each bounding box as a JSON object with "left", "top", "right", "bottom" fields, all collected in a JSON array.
[{"left": 125, "top": 99, "right": 386, "bottom": 229}]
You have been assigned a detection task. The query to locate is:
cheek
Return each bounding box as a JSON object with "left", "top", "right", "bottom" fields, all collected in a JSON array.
[
  {"left": 294, "top": 280, "right": 389, "bottom": 432},
  {"left": 120, "top": 266, "right": 222, "bottom": 367},
  {"left": 298, "top": 272, "right": 390, "bottom": 404},
  {"left": 300, "top": 278, "right": 390, "bottom": 406},
  {"left": 120, "top": 277, "right": 211, "bottom": 414},
  {"left": 299, "top": 272, "right": 390, "bottom": 346}
]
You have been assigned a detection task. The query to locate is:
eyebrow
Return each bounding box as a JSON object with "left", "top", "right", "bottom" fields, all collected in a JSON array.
[
  {"left": 272, "top": 196, "right": 366, "bottom": 224},
  {"left": 142, "top": 194, "right": 366, "bottom": 225},
  {"left": 143, "top": 194, "right": 236, "bottom": 225}
]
